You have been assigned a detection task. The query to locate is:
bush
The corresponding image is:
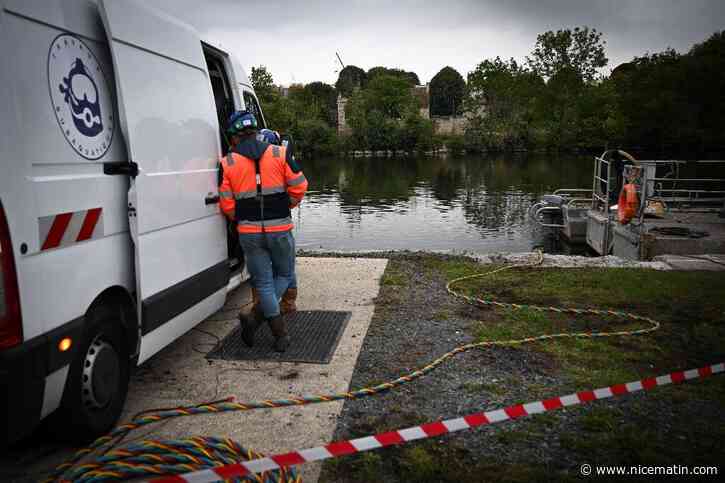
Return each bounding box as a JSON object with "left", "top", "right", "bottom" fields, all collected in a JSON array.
[
  {"left": 443, "top": 134, "right": 466, "bottom": 154},
  {"left": 292, "top": 119, "right": 337, "bottom": 156},
  {"left": 401, "top": 112, "right": 434, "bottom": 152}
]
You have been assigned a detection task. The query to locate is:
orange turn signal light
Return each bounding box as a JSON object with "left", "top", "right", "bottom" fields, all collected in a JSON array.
[{"left": 58, "top": 337, "right": 72, "bottom": 352}]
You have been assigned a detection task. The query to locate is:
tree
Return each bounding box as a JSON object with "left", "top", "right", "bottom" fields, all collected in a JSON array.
[
  {"left": 612, "top": 48, "right": 685, "bottom": 149},
  {"left": 537, "top": 66, "right": 585, "bottom": 148},
  {"left": 527, "top": 27, "right": 607, "bottom": 82},
  {"left": 293, "top": 118, "right": 337, "bottom": 155},
  {"left": 367, "top": 66, "right": 420, "bottom": 86},
  {"left": 362, "top": 74, "right": 417, "bottom": 119},
  {"left": 345, "top": 74, "right": 429, "bottom": 151},
  {"left": 249, "top": 65, "right": 275, "bottom": 103},
  {"left": 683, "top": 31, "right": 725, "bottom": 149},
  {"left": 465, "top": 57, "right": 544, "bottom": 149},
  {"left": 303, "top": 82, "right": 338, "bottom": 126},
  {"left": 429, "top": 66, "right": 466, "bottom": 116},
  {"left": 335, "top": 65, "right": 367, "bottom": 97}
]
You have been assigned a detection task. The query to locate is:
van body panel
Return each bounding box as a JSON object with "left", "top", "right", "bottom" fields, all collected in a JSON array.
[
  {"left": 99, "top": 0, "right": 227, "bottom": 360},
  {"left": 4, "top": 0, "right": 104, "bottom": 42},
  {"left": 228, "top": 53, "right": 251, "bottom": 88},
  {"left": 1, "top": 0, "right": 256, "bottom": 444},
  {"left": 20, "top": 234, "right": 133, "bottom": 340},
  {"left": 138, "top": 286, "right": 226, "bottom": 364},
  {"left": 1, "top": 1, "right": 131, "bottom": 341}
]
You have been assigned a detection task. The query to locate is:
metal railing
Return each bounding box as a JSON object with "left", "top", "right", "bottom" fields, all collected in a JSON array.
[
  {"left": 529, "top": 189, "right": 593, "bottom": 228},
  {"left": 630, "top": 160, "right": 725, "bottom": 222}
]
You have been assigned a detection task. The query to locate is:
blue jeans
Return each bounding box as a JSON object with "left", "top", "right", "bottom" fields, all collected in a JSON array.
[{"left": 239, "top": 231, "right": 296, "bottom": 319}]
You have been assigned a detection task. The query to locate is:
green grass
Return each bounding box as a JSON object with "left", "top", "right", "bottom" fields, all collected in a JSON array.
[
  {"left": 399, "top": 446, "right": 439, "bottom": 481},
  {"left": 496, "top": 428, "right": 532, "bottom": 444},
  {"left": 452, "top": 266, "right": 725, "bottom": 325},
  {"left": 321, "top": 257, "right": 725, "bottom": 483},
  {"left": 461, "top": 380, "right": 508, "bottom": 395},
  {"left": 446, "top": 265, "right": 725, "bottom": 388},
  {"left": 381, "top": 268, "right": 408, "bottom": 287},
  {"left": 580, "top": 407, "right": 623, "bottom": 432}
]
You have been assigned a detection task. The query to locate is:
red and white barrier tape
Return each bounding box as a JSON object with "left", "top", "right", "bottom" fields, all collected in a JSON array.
[{"left": 153, "top": 363, "right": 723, "bottom": 483}]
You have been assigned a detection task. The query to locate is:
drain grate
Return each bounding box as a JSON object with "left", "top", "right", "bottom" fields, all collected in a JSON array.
[{"left": 206, "top": 311, "right": 352, "bottom": 364}]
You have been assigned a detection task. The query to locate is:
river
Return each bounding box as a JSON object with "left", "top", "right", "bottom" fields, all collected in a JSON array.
[{"left": 292, "top": 154, "right": 593, "bottom": 254}]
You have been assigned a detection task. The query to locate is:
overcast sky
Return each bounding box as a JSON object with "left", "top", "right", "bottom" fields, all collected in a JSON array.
[{"left": 147, "top": 0, "right": 724, "bottom": 86}]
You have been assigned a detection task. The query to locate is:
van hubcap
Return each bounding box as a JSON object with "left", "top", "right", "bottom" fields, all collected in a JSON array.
[{"left": 81, "top": 337, "right": 119, "bottom": 409}]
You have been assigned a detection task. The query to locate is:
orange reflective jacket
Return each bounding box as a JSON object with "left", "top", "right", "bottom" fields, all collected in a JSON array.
[{"left": 219, "top": 143, "right": 308, "bottom": 234}]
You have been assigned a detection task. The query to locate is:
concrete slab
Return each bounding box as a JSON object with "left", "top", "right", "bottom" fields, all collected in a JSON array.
[
  {"left": 3, "top": 257, "right": 387, "bottom": 483},
  {"left": 653, "top": 254, "right": 725, "bottom": 271}
]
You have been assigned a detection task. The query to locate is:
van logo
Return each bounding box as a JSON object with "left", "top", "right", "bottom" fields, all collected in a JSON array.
[{"left": 48, "top": 34, "right": 114, "bottom": 160}]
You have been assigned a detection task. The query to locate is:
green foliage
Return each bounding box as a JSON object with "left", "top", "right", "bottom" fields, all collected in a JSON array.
[
  {"left": 261, "top": 95, "right": 295, "bottom": 133},
  {"left": 465, "top": 57, "right": 544, "bottom": 151},
  {"left": 612, "top": 31, "right": 725, "bottom": 151},
  {"left": 367, "top": 66, "right": 420, "bottom": 86},
  {"left": 249, "top": 65, "right": 275, "bottom": 103},
  {"left": 364, "top": 74, "right": 418, "bottom": 118},
  {"left": 401, "top": 112, "right": 434, "bottom": 151},
  {"left": 345, "top": 74, "right": 431, "bottom": 152},
  {"left": 335, "top": 65, "right": 367, "bottom": 97},
  {"left": 429, "top": 66, "right": 466, "bottom": 116},
  {"left": 292, "top": 119, "right": 337, "bottom": 156},
  {"left": 303, "top": 81, "right": 338, "bottom": 126},
  {"left": 250, "top": 67, "right": 339, "bottom": 156},
  {"left": 537, "top": 67, "right": 585, "bottom": 149},
  {"left": 438, "top": 134, "right": 466, "bottom": 155},
  {"left": 527, "top": 26, "right": 608, "bottom": 82}
]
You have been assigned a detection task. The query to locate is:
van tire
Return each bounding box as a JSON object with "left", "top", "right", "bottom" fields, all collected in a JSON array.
[{"left": 56, "top": 304, "right": 130, "bottom": 442}]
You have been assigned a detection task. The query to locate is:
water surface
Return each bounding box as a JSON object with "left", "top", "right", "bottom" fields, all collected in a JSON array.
[{"left": 293, "top": 154, "right": 593, "bottom": 254}]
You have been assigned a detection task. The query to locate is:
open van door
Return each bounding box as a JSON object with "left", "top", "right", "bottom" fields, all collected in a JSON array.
[{"left": 99, "top": 0, "right": 228, "bottom": 362}]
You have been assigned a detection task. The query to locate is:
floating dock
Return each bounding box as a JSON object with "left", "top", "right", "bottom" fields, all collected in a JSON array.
[{"left": 535, "top": 151, "right": 725, "bottom": 261}]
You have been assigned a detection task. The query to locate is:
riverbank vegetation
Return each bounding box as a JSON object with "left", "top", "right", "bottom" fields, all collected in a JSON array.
[
  {"left": 319, "top": 253, "right": 725, "bottom": 482},
  {"left": 252, "top": 28, "right": 724, "bottom": 156}
]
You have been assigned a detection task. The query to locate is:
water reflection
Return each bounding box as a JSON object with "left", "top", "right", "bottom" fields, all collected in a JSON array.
[{"left": 294, "top": 154, "right": 592, "bottom": 254}]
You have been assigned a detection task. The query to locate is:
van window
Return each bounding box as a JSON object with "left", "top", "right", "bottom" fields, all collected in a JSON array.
[
  {"left": 243, "top": 91, "right": 265, "bottom": 129},
  {"left": 204, "top": 52, "right": 235, "bottom": 152}
]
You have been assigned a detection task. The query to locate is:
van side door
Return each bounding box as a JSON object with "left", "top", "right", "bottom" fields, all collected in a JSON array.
[{"left": 99, "top": 0, "right": 227, "bottom": 362}]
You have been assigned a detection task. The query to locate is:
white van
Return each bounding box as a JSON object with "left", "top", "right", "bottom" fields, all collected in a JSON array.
[{"left": 0, "top": 0, "right": 264, "bottom": 445}]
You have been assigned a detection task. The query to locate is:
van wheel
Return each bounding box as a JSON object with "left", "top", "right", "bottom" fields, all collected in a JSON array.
[{"left": 57, "top": 305, "right": 130, "bottom": 442}]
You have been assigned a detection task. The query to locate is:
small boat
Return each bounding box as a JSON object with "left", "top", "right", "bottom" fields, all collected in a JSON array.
[{"left": 529, "top": 188, "right": 592, "bottom": 244}]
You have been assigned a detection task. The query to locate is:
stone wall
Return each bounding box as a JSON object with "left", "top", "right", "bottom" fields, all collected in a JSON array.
[
  {"left": 337, "top": 94, "right": 351, "bottom": 135},
  {"left": 431, "top": 115, "right": 469, "bottom": 135}
]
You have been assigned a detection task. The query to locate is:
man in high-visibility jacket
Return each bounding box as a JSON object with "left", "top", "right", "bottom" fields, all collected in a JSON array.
[{"left": 219, "top": 111, "right": 308, "bottom": 352}]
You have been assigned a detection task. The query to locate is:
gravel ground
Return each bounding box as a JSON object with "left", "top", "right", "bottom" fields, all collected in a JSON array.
[{"left": 317, "top": 252, "right": 725, "bottom": 482}]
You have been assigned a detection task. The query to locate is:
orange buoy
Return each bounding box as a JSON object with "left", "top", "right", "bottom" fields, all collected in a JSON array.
[{"left": 618, "top": 183, "right": 639, "bottom": 224}]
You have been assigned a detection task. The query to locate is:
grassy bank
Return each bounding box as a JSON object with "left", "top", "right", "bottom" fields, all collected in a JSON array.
[{"left": 320, "top": 254, "right": 725, "bottom": 482}]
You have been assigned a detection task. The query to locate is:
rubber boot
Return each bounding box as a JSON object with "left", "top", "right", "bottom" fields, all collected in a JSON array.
[
  {"left": 239, "top": 304, "right": 264, "bottom": 348},
  {"left": 280, "top": 287, "right": 298, "bottom": 315},
  {"left": 268, "top": 315, "right": 290, "bottom": 352}
]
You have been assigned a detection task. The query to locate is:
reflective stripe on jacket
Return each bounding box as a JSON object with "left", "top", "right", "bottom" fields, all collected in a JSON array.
[{"left": 219, "top": 143, "right": 308, "bottom": 234}]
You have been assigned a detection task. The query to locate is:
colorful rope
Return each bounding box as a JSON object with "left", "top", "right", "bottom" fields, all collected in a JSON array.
[{"left": 46, "top": 251, "right": 661, "bottom": 482}]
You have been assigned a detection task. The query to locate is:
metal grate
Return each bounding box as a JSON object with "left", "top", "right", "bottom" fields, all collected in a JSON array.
[{"left": 206, "top": 311, "right": 352, "bottom": 364}]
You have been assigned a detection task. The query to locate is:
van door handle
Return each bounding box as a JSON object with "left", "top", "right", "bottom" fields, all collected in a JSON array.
[
  {"left": 104, "top": 161, "right": 138, "bottom": 177},
  {"left": 205, "top": 194, "right": 220, "bottom": 205}
]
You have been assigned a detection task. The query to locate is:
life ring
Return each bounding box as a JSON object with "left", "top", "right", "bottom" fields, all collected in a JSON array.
[{"left": 618, "top": 183, "right": 639, "bottom": 224}]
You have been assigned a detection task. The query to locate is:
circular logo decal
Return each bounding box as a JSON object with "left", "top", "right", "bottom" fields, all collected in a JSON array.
[{"left": 48, "top": 34, "right": 114, "bottom": 160}]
